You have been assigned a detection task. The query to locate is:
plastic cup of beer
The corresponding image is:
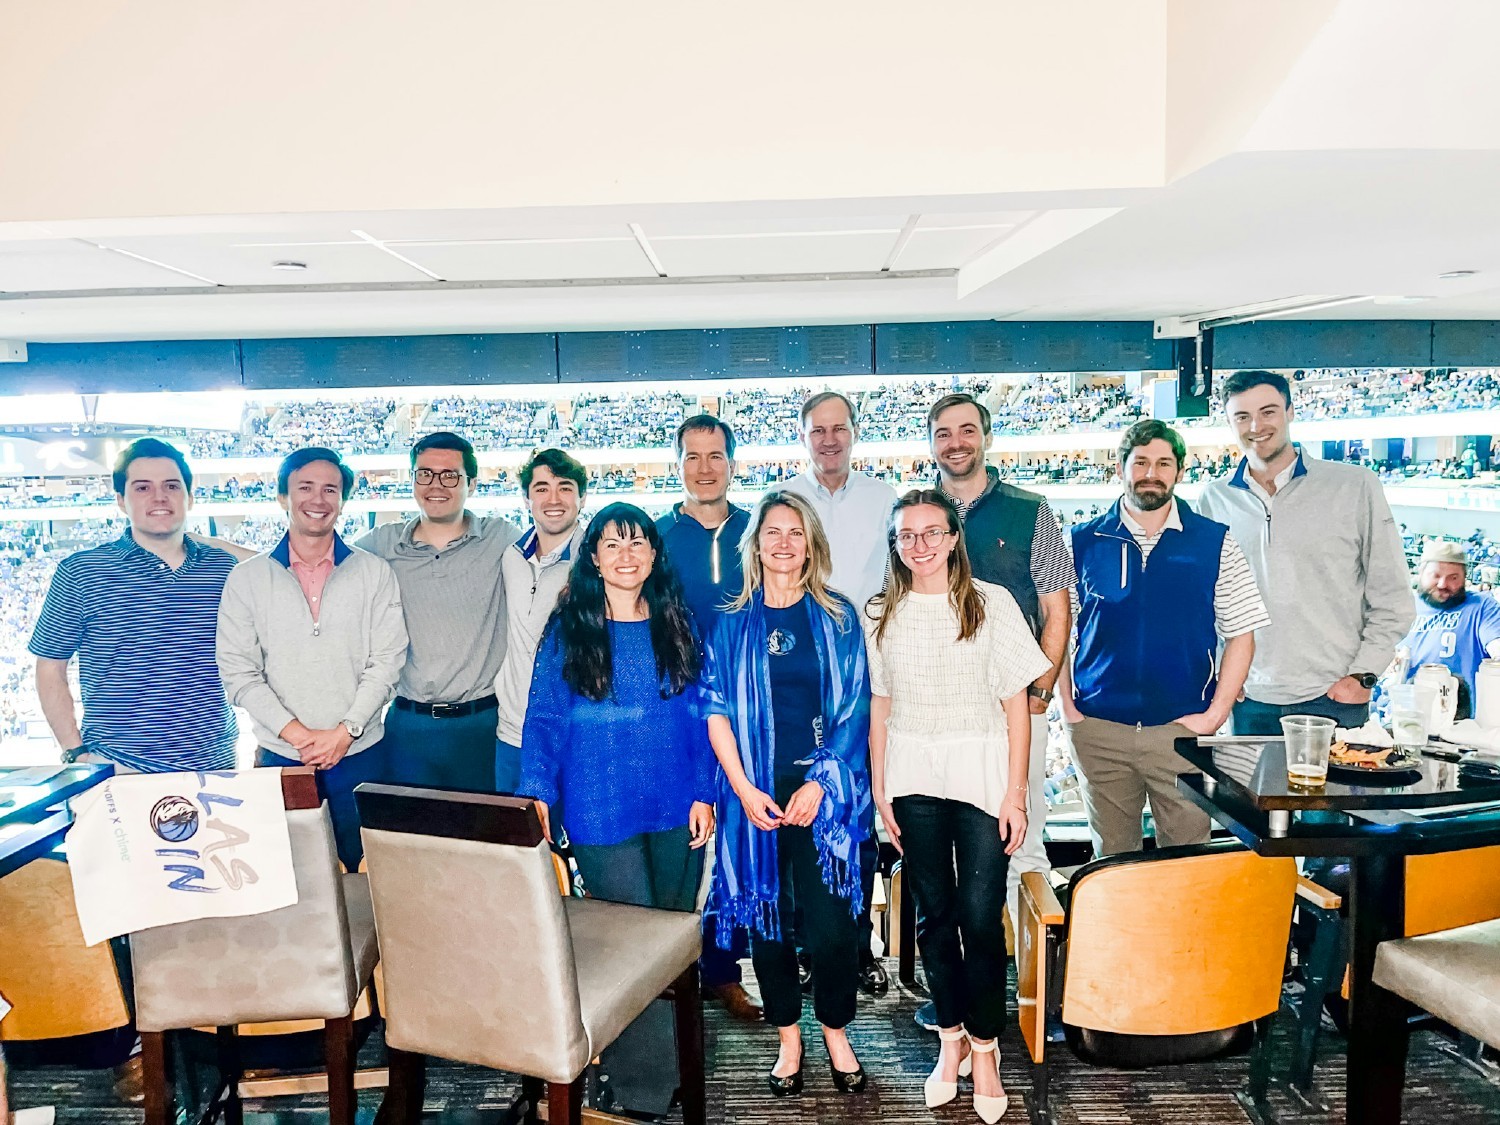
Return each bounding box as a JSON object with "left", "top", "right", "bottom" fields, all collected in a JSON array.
[{"left": 1281, "top": 715, "right": 1336, "bottom": 786}]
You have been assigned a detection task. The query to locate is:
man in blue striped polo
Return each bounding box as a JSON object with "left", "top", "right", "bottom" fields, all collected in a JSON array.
[{"left": 30, "top": 438, "right": 240, "bottom": 774}]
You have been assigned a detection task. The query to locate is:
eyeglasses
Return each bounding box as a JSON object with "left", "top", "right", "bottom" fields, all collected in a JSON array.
[
  {"left": 414, "top": 469, "right": 464, "bottom": 487},
  {"left": 896, "top": 529, "right": 953, "bottom": 549}
]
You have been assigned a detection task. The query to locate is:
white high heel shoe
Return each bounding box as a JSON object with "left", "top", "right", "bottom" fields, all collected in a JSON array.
[
  {"left": 968, "top": 1036, "right": 1008, "bottom": 1122},
  {"left": 923, "top": 1026, "right": 973, "bottom": 1108}
]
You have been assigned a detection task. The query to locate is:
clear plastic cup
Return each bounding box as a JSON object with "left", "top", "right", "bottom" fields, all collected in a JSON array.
[
  {"left": 1390, "top": 684, "right": 1431, "bottom": 753},
  {"left": 1281, "top": 714, "right": 1336, "bottom": 786}
]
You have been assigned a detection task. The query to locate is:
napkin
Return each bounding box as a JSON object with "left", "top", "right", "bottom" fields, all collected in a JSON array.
[
  {"left": 1437, "top": 719, "right": 1500, "bottom": 755},
  {"left": 1334, "top": 720, "right": 1394, "bottom": 748}
]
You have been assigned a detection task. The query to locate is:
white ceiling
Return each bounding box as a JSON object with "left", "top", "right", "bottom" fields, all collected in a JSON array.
[{"left": 1, "top": 151, "right": 1498, "bottom": 341}]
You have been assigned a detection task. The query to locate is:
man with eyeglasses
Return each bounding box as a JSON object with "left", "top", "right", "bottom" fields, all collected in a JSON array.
[{"left": 356, "top": 432, "right": 519, "bottom": 791}]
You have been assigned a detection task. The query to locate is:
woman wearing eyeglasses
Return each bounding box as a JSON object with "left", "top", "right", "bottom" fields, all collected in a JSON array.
[
  {"left": 704, "top": 490, "right": 873, "bottom": 1098},
  {"left": 864, "top": 489, "right": 1050, "bottom": 1123}
]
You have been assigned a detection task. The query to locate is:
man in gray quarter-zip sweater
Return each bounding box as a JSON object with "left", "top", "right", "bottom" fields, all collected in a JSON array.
[
  {"left": 1197, "top": 370, "right": 1413, "bottom": 736},
  {"left": 217, "top": 448, "right": 408, "bottom": 868}
]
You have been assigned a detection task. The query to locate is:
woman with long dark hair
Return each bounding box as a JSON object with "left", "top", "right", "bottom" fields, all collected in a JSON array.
[
  {"left": 520, "top": 501, "right": 716, "bottom": 1118},
  {"left": 865, "top": 489, "right": 1049, "bottom": 1123},
  {"left": 704, "top": 490, "right": 873, "bottom": 1098}
]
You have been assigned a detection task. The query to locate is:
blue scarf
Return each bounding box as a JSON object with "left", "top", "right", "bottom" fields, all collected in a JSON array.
[{"left": 704, "top": 591, "right": 872, "bottom": 947}]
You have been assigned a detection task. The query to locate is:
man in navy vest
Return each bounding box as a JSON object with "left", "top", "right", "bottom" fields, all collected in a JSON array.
[{"left": 1061, "top": 420, "right": 1269, "bottom": 857}]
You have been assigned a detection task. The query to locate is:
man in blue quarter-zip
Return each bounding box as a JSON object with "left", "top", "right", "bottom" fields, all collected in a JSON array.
[
  {"left": 217, "top": 447, "right": 408, "bottom": 869},
  {"left": 1198, "top": 370, "right": 1413, "bottom": 735},
  {"left": 656, "top": 414, "right": 762, "bottom": 1023},
  {"left": 1061, "top": 420, "right": 1269, "bottom": 857}
]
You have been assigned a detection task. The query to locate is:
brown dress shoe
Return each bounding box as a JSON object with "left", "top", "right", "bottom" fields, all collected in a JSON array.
[
  {"left": 112, "top": 1055, "right": 145, "bottom": 1105},
  {"left": 710, "top": 982, "right": 764, "bottom": 1022}
]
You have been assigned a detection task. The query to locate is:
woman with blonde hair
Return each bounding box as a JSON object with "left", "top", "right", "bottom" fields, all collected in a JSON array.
[
  {"left": 865, "top": 489, "right": 1050, "bottom": 1123},
  {"left": 704, "top": 489, "right": 873, "bottom": 1097}
]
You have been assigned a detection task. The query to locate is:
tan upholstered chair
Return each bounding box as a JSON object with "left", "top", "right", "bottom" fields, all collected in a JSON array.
[
  {"left": 1374, "top": 914, "right": 1500, "bottom": 1107},
  {"left": 0, "top": 858, "right": 132, "bottom": 1043},
  {"left": 131, "top": 769, "right": 378, "bottom": 1125},
  {"left": 355, "top": 783, "right": 706, "bottom": 1125},
  {"left": 1017, "top": 840, "right": 1297, "bottom": 1125}
]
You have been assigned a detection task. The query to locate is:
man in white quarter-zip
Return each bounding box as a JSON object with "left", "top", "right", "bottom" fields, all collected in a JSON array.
[
  {"left": 1060, "top": 420, "right": 1268, "bottom": 857},
  {"left": 217, "top": 447, "right": 407, "bottom": 869}
]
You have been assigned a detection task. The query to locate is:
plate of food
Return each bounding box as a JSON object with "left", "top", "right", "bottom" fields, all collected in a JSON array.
[{"left": 1325, "top": 741, "right": 1424, "bottom": 783}]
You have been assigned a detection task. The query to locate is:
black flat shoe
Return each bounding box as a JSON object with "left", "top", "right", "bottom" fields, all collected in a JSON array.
[
  {"left": 768, "top": 1042, "right": 804, "bottom": 1097},
  {"left": 829, "top": 1059, "right": 867, "bottom": 1094}
]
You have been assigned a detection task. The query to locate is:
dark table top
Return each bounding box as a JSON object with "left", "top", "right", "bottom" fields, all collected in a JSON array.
[
  {"left": 0, "top": 762, "right": 114, "bottom": 879},
  {"left": 1176, "top": 736, "right": 1500, "bottom": 811},
  {"left": 1176, "top": 736, "right": 1500, "bottom": 857}
]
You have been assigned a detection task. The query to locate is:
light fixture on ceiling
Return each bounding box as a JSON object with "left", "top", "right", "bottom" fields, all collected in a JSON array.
[
  {"left": 1371, "top": 295, "right": 1433, "bottom": 305},
  {"left": 1154, "top": 295, "right": 1373, "bottom": 339},
  {"left": 271, "top": 260, "right": 308, "bottom": 271},
  {"left": 1438, "top": 270, "right": 1477, "bottom": 280}
]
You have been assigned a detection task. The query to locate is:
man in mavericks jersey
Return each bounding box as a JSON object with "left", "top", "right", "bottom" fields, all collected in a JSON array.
[{"left": 1396, "top": 539, "right": 1500, "bottom": 718}]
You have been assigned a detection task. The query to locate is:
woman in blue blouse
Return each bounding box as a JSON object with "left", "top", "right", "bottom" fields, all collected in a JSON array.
[
  {"left": 704, "top": 490, "right": 873, "bottom": 1098},
  {"left": 520, "top": 501, "right": 716, "bottom": 1118}
]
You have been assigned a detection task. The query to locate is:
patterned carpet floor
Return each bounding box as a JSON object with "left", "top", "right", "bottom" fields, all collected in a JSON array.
[{"left": 9, "top": 962, "right": 1500, "bottom": 1123}]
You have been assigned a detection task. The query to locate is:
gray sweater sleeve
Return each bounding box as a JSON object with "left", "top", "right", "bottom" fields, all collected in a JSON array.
[
  {"left": 343, "top": 560, "right": 408, "bottom": 730},
  {"left": 216, "top": 566, "right": 298, "bottom": 739},
  {"left": 1353, "top": 474, "right": 1416, "bottom": 677}
]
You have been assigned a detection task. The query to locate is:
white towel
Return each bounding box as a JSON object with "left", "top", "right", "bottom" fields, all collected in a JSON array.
[{"left": 1438, "top": 719, "right": 1500, "bottom": 755}]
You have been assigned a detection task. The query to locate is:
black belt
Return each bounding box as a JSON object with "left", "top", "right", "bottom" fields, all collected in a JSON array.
[{"left": 393, "top": 694, "right": 499, "bottom": 719}]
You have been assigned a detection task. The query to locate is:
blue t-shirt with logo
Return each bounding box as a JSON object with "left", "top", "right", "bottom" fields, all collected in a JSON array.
[
  {"left": 1402, "top": 591, "right": 1500, "bottom": 695},
  {"left": 765, "top": 596, "right": 822, "bottom": 779}
]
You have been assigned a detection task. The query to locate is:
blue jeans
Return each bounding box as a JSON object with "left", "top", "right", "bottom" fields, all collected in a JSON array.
[
  {"left": 495, "top": 739, "right": 522, "bottom": 795},
  {"left": 1232, "top": 693, "right": 1370, "bottom": 736},
  {"left": 256, "top": 744, "right": 388, "bottom": 871},
  {"left": 381, "top": 703, "right": 497, "bottom": 792}
]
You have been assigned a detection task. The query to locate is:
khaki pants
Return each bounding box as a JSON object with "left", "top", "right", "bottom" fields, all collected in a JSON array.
[{"left": 1068, "top": 715, "right": 1210, "bottom": 858}]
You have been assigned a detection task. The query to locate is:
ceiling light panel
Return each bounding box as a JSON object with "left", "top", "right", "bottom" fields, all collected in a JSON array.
[
  {"left": 100, "top": 235, "right": 432, "bottom": 285},
  {"left": 651, "top": 231, "right": 898, "bottom": 277},
  {"left": 0, "top": 239, "right": 208, "bottom": 292},
  {"left": 393, "top": 238, "right": 658, "bottom": 282}
]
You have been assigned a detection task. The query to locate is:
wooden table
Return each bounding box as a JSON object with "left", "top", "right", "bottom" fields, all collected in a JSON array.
[
  {"left": 0, "top": 763, "right": 114, "bottom": 879},
  {"left": 1175, "top": 735, "right": 1500, "bottom": 1125}
]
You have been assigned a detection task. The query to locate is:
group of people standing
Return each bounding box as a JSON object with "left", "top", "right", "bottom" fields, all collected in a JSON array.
[{"left": 26, "top": 368, "right": 1421, "bottom": 1122}]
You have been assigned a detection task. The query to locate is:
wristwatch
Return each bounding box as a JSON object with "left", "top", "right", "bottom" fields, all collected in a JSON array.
[
  {"left": 342, "top": 720, "right": 365, "bottom": 740},
  {"left": 1352, "top": 672, "right": 1379, "bottom": 690},
  {"left": 1028, "top": 685, "right": 1055, "bottom": 704}
]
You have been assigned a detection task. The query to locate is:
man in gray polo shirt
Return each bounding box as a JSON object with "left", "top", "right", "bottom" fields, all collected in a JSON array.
[{"left": 357, "top": 432, "right": 519, "bottom": 791}]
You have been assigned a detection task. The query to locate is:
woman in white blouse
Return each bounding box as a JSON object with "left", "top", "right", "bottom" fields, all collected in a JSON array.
[{"left": 865, "top": 489, "right": 1050, "bottom": 1123}]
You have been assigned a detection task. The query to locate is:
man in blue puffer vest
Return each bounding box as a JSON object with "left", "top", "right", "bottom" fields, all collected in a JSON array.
[{"left": 1061, "top": 420, "right": 1270, "bottom": 857}]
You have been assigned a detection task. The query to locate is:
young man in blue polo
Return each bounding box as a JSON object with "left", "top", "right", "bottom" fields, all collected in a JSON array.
[
  {"left": 1062, "top": 420, "right": 1269, "bottom": 857},
  {"left": 31, "top": 438, "right": 240, "bottom": 774}
]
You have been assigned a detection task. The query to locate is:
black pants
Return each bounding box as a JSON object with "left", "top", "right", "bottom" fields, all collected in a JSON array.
[
  {"left": 752, "top": 775, "right": 860, "bottom": 1030},
  {"left": 572, "top": 827, "right": 702, "bottom": 1118},
  {"left": 892, "top": 795, "right": 1009, "bottom": 1040}
]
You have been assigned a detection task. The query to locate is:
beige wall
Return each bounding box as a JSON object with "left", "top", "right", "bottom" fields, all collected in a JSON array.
[{"left": 0, "top": 0, "right": 1170, "bottom": 221}]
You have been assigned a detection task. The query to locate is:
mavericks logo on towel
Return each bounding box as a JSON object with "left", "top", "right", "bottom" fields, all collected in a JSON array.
[{"left": 68, "top": 769, "right": 298, "bottom": 945}]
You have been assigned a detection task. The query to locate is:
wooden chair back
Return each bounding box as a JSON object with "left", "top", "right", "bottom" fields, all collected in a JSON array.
[
  {"left": 1061, "top": 845, "right": 1296, "bottom": 1036},
  {"left": 0, "top": 858, "right": 130, "bottom": 1041}
]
